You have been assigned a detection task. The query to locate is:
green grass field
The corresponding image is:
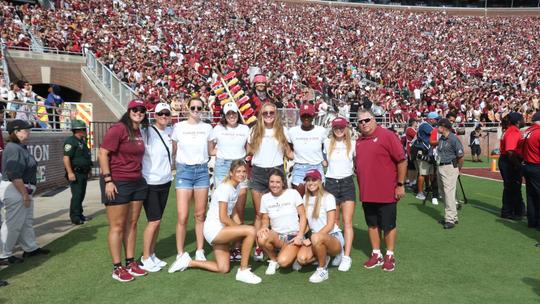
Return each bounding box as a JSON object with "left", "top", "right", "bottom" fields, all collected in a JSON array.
[{"left": 1, "top": 175, "right": 538, "bottom": 304}]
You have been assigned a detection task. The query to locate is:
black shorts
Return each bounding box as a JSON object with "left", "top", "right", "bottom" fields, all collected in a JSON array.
[
  {"left": 100, "top": 178, "right": 148, "bottom": 206},
  {"left": 143, "top": 182, "right": 171, "bottom": 221},
  {"left": 362, "top": 202, "right": 397, "bottom": 231},
  {"left": 325, "top": 176, "right": 356, "bottom": 204},
  {"left": 407, "top": 159, "right": 416, "bottom": 170},
  {"left": 471, "top": 145, "right": 481, "bottom": 156},
  {"left": 250, "top": 165, "right": 286, "bottom": 193}
]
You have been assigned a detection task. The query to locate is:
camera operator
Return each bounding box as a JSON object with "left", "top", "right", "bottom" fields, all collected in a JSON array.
[
  {"left": 436, "top": 119, "right": 464, "bottom": 230},
  {"left": 469, "top": 126, "right": 483, "bottom": 162},
  {"left": 412, "top": 112, "right": 439, "bottom": 204}
]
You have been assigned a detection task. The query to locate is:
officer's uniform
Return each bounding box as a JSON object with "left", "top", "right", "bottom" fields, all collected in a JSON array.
[
  {"left": 436, "top": 122, "right": 464, "bottom": 226},
  {"left": 520, "top": 114, "right": 540, "bottom": 228},
  {"left": 499, "top": 118, "right": 525, "bottom": 219},
  {"left": 64, "top": 123, "right": 92, "bottom": 224}
]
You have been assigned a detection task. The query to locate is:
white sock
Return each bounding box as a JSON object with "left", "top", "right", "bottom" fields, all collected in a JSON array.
[
  {"left": 386, "top": 250, "right": 394, "bottom": 256},
  {"left": 176, "top": 253, "right": 183, "bottom": 259},
  {"left": 372, "top": 249, "right": 381, "bottom": 256}
]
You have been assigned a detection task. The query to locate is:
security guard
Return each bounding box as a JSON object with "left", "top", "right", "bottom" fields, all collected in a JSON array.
[
  {"left": 436, "top": 118, "right": 464, "bottom": 229},
  {"left": 63, "top": 120, "right": 93, "bottom": 225},
  {"left": 521, "top": 112, "right": 540, "bottom": 231},
  {"left": 499, "top": 112, "right": 525, "bottom": 220}
]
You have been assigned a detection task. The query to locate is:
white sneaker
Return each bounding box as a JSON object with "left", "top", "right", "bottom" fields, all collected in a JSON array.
[
  {"left": 332, "top": 251, "right": 343, "bottom": 267},
  {"left": 265, "top": 260, "right": 279, "bottom": 275},
  {"left": 432, "top": 198, "right": 439, "bottom": 205},
  {"left": 195, "top": 250, "right": 206, "bottom": 261},
  {"left": 140, "top": 256, "right": 161, "bottom": 273},
  {"left": 168, "top": 252, "right": 191, "bottom": 273},
  {"left": 338, "top": 256, "right": 352, "bottom": 272},
  {"left": 292, "top": 260, "right": 302, "bottom": 271},
  {"left": 151, "top": 254, "right": 167, "bottom": 268},
  {"left": 236, "top": 268, "right": 262, "bottom": 284},
  {"left": 309, "top": 267, "right": 329, "bottom": 283},
  {"left": 416, "top": 192, "right": 426, "bottom": 200}
]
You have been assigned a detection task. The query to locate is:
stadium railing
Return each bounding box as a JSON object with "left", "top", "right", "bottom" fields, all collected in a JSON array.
[
  {"left": 1, "top": 99, "right": 76, "bottom": 131},
  {"left": 1, "top": 43, "right": 10, "bottom": 86},
  {"left": 7, "top": 45, "right": 83, "bottom": 56}
]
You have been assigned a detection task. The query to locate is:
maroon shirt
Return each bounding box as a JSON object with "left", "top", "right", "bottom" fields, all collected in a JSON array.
[
  {"left": 355, "top": 126, "right": 406, "bottom": 204},
  {"left": 101, "top": 123, "right": 145, "bottom": 181}
]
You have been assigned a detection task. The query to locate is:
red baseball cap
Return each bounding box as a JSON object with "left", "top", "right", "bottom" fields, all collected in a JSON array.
[
  {"left": 332, "top": 117, "right": 348, "bottom": 128},
  {"left": 304, "top": 169, "right": 322, "bottom": 181},
  {"left": 299, "top": 103, "right": 316, "bottom": 117},
  {"left": 128, "top": 99, "right": 145, "bottom": 110}
]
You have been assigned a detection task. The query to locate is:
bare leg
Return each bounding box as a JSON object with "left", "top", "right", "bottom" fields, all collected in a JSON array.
[
  {"left": 311, "top": 233, "right": 341, "bottom": 266},
  {"left": 193, "top": 189, "right": 209, "bottom": 251},
  {"left": 367, "top": 226, "right": 381, "bottom": 251},
  {"left": 293, "top": 183, "right": 305, "bottom": 197},
  {"left": 257, "top": 230, "right": 282, "bottom": 261},
  {"left": 251, "top": 190, "right": 263, "bottom": 233},
  {"left": 106, "top": 204, "right": 129, "bottom": 264},
  {"left": 142, "top": 220, "right": 161, "bottom": 259},
  {"left": 276, "top": 243, "right": 301, "bottom": 267},
  {"left": 124, "top": 201, "right": 143, "bottom": 259},
  {"left": 340, "top": 201, "right": 355, "bottom": 257},
  {"left": 384, "top": 228, "right": 397, "bottom": 252},
  {"left": 175, "top": 189, "right": 192, "bottom": 254}
]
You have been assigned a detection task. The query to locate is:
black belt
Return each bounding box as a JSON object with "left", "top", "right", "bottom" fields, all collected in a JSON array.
[{"left": 439, "top": 162, "right": 453, "bottom": 166}]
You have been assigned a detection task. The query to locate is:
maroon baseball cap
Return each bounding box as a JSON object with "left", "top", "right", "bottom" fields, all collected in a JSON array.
[
  {"left": 304, "top": 169, "right": 322, "bottom": 181},
  {"left": 299, "top": 103, "right": 316, "bottom": 117},
  {"left": 332, "top": 117, "right": 348, "bottom": 128},
  {"left": 128, "top": 99, "right": 145, "bottom": 110}
]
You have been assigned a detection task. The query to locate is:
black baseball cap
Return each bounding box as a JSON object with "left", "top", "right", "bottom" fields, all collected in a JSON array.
[
  {"left": 437, "top": 118, "right": 453, "bottom": 130},
  {"left": 7, "top": 120, "right": 32, "bottom": 133}
]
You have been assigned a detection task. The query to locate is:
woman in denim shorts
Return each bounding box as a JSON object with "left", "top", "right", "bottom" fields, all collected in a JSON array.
[
  {"left": 209, "top": 102, "right": 250, "bottom": 260},
  {"left": 323, "top": 117, "right": 356, "bottom": 272},
  {"left": 170, "top": 98, "right": 213, "bottom": 263}
]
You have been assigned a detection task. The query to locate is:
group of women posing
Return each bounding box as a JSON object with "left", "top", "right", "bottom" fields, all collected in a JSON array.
[{"left": 99, "top": 99, "right": 357, "bottom": 284}]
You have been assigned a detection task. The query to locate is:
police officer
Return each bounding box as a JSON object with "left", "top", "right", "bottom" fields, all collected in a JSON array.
[
  {"left": 63, "top": 120, "right": 93, "bottom": 225},
  {"left": 521, "top": 112, "right": 540, "bottom": 231},
  {"left": 436, "top": 118, "right": 464, "bottom": 229},
  {"left": 499, "top": 112, "right": 525, "bottom": 220}
]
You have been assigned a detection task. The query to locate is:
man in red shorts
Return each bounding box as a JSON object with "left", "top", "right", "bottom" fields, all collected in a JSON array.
[{"left": 355, "top": 109, "right": 407, "bottom": 272}]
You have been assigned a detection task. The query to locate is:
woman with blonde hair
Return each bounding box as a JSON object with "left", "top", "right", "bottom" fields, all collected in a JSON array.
[
  {"left": 248, "top": 102, "right": 292, "bottom": 261},
  {"left": 323, "top": 117, "right": 356, "bottom": 272}
]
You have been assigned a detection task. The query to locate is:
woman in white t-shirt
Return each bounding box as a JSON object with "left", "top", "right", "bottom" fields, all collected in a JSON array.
[
  {"left": 139, "top": 103, "right": 174, "bottom": 273},
  {"left": 248, "top": 102, "right": 292, "bottom": 261},
  {"left": 296, "top": 169, "right": 344, "bottom": 284},
  {"left": 170, "top": 98, "right": 213, "bottom": 263},
  {"left": 210, "top": 102, "right": 250, "bottom": 261},
  {"left": 323, "top": 117, "right": 356, "bottom": 272},
  {"left": 168, "top": 160, "right": 262, "bottom": 285},
  {"left": 257, "top": 169, "right": 307, "bottom": 275}
]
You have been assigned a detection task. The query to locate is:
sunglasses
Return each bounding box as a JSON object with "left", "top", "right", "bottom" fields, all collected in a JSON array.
[
  {"left": 156, "top": 111, "right": 171, "bottom": 117},
  {"left": 131, "top": 106, "right": 147, "bottom": 114},
  {"left": 358, "top": 118, "right": 373, "bottom": 125},
  {"left": 262, "top": 111, "right": 275, "bottom": 117},
  {"left": 190, "top": 106, "right": 203, "bottom": 111}
]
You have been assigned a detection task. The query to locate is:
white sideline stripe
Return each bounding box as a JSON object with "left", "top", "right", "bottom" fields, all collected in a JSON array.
[{"left": 461, "top": 173, "right": 526, "bottom": 187}]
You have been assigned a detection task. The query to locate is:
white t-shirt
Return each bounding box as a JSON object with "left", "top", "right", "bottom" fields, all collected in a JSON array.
[
  {"left": 206, "top": 183, "right": 239, "bottom": 224},
  {"left": 210, "top": 124, "right": 250, "bottom": 160},
  {"left": 288, "top": 126, "right": 327, "bottom": 165},
  {"left": 250, "top": 127, "right": 290, "bottom": 168},
  {"left": 304, "top": 193, "right": 341, "bottom": 234},
  {"left": 171, "top": 120, "right": 212, "bottom": 165},
  {"left": 260, "top": 189, "right": 303, "bottom": 234},
  {"left": 324, "top": 138, "right": 355, "bottom": 179},
  {"left": 141, "top": 126, "right": 174, "bottom": 185}
]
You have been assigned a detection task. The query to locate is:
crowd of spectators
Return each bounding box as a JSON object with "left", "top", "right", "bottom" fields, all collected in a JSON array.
[{"left": 0, "top": 0, "right": 539, "bottom": 125}]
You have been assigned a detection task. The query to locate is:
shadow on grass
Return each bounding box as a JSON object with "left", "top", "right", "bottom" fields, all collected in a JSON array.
[
  {"left": 522, "top": 277, "right": 540, "bottom": 296},
  {"left": 352, "top": 227, "right": 373, "bottom": 257},
  {"left": 412, "top": 201, "right": 442, "bottom": 223}
]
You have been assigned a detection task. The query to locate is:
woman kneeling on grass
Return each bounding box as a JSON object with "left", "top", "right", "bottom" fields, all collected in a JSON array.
[
  {"left": 257, "top": 169, "right": 307, "bottom": 275},
  {"left": 168, "top": 160, "right": 261, "bottom": 284},
  {"left": 296, "top": 169, "right": 345, "bottom": 283}
]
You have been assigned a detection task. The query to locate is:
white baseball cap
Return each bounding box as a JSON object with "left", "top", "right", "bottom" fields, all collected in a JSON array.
[
  {"left": 155, "top": 102, "right": 171, "bottom": 113},
  {"left": 223, "top": 102, "right": 239, "bottom": 114}
]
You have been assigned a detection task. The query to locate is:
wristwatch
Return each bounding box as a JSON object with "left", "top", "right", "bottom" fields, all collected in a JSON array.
[{"left": 397, "top": 182, "right": 405, "bottom": 187}]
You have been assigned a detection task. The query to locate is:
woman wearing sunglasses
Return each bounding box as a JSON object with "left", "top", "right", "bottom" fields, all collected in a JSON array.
[
  {"left": 257, "top": 169, "right": 306, "bottom": 275},
  {"left": 296, "top": 170, "right": 344, "bottom": 283},
  {"left": 248, "top": 102, "right": 292, "bottom": 261},
  {"left": 209, "top": 102, "right": 250, "bottom": 261},
  {"left": 169, "top": 98, "right": 213, "bottom": 272},
  {"left": 323, "top": 117, "right": 356, "bottom": 272},
  {"left": 99, "top": 100, "right": 149, "bottom": 282},
  {"left": 139, "top": 103, "right": 174, "bottom": 272}
]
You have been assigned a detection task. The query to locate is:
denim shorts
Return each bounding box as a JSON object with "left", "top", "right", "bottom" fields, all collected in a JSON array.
[
  {"left": 330, "top": 231, "right": 345, "bottom": 248},
  {"left": 325, "top": 175, "right": 356, "bottom": 204},
  {"left": 291, "top": 163, "right": 324, "bottom": 186},
  {"left": 214, "top": 158, "right": 248, "bottom": 189},
  {"left": 176, "top": 163, "right": 210, "bottom": 189}
]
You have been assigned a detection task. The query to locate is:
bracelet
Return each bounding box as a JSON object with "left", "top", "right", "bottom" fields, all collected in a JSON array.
[{"left": 102, "top": 173, "right": 112, "bottom": 178}]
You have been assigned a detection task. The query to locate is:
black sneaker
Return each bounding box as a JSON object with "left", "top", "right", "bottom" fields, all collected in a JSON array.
[
  {"left": 71, "top": 219, "right": 84, "bottom": 225},
  {"left": 22, "top": 248, "right": 50, "bottom": 258},
  {"left": 0, "top": 280, "right": 8, "bottom": 287},
  {"left": 443, "top": 222, "right": 456, "bottom": 229},
  {"left": 0, "top": 256, "right": 24, "bottom": 265},
  {"left": 439, "top": 219, "right": 458, "bottom": 225}
]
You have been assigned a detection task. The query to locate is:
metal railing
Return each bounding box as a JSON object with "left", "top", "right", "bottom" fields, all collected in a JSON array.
[
  {"left": 1, "top": 99, "right": 76, "bottom": 131},
  {"left": 6, "top": 45, "right": 83, "bottom": 56},
  {"left": 0, "top": 43, "right": 9, "bottom": 86},
  {"left": 85, "top": 51, "right": 137, "bottom": 109}
]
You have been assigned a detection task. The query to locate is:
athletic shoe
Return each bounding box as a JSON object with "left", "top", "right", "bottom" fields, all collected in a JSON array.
[
  {"left": 253, "top": 247, "right": 264, "bottom": 262},
  {"left": 151, "top": 254, "right": 167, "bottom": 268},
  {"left": 112, "top": 266, "right": 134, "bottom": 282},
  {"left": 22, "top": 248, "right": 50, "bottom": 258},
  {"left": 126, "top": 261, "right": 147, "bottom": 277},
  {"left": 382, "top": 255, "right": 395, "bottom": 272},
  {"left": 292, "top": 260, "right": 302, "bottom": 271},
  {"left": 338, "top": 256, "right": 352, "bottom": 272},
  {"left": 415, "top": 192, "right": 426, "bottom": 200},
  {"left": 431, "top": 198, "right": 439, "bottom": 205},
  {"left": 0, "top": 256, "right": 23, "bottom": 265},
  {"left": 230, "top": 248, "right": 242, "bottom": 262},
  {"left": 331, "top": 251, "right": 343, "bottom": 267},
  {"left": 265, "top": 260, "right": 279, "bottom": 275},
  {"left": 308, "top": 267, "right": 329, "bottom": 283},
  {"left": 168, "top": 252, "right": 192, "bottom": 273},
  {"left": 195, "top": 250, "right": 206, "bottom": 261},
  {"left": 140, "top": 257, "right": 161, "bottom": 273},
  {"left": 363, "top": 253, "right": 383, "bottom": 269},
  {"left": 0, "top": 279, "right": 8, "bottom": 287},
  {"left": 235, "top": 268, "right": 262, "bottom": 284}
]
